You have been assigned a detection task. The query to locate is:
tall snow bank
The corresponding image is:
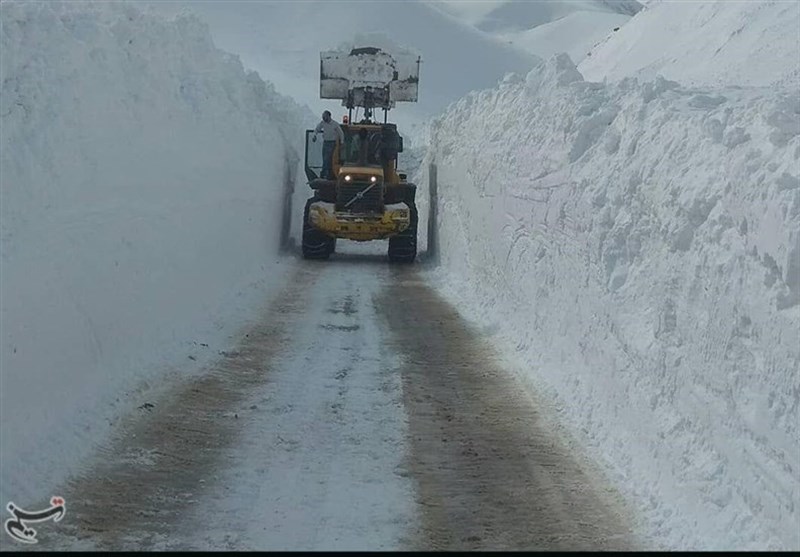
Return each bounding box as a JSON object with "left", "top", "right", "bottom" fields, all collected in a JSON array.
[
  {"left": 423, "top": 54, "right": 799, "bottom": 549},
  {"left": 1, "top": 1, "right": 306, "bottom": 505},
  {"left": 579, "top": 0, "right": 800, "bottom": 88}
]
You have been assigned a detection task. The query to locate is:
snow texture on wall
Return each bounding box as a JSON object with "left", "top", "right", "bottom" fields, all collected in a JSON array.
[
  {"left": 422, "top": 53, "right": 799, "bottom": 550},
  {"left": 0, "top": 1, "right": 306, "bottom": 506}
]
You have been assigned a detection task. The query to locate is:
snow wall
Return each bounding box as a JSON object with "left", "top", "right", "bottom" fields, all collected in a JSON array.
[
  {"left": 421, "top": 54, "right": 799, "bottom": 550},
  {"left": 0, "top": 2, "right": 309, "bottom": 505}
]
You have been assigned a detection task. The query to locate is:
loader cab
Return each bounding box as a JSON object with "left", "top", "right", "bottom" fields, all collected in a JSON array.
[
  {"left": 303, "top": 123, "right": 405, "bottom": 183},
  {"left": 341, "top": 126, "right": 382, "bottom": 166}
]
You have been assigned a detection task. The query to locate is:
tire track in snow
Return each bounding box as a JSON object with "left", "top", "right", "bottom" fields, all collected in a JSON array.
[
  {"left": 23, "top": 248, "right": 636, "bottom": 551},
  {"left": 34, "top": 264, "right": 317, "bottom": 550},
  {"left": 157, "top": 252, "right": 416, "bottom": 551},
  {"left": 378, "top": 267, "right": 637, "bottom": 550}
]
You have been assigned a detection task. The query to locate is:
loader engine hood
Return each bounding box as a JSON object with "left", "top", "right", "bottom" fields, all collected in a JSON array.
[
  {"left": 339, "top": 166, "right": 383, "bottom": 182},
  {"left": 337, "top": 167, "right": 384, "bottom": 214}
]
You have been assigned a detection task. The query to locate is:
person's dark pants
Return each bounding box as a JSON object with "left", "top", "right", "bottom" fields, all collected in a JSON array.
[{"left": 322, "top": 140, "right": 336, "bottom": 179}]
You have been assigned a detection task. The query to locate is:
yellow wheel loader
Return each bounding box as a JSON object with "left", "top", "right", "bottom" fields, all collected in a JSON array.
[{"left": 302, "top": 47, "right": 421, "bottom": 263}]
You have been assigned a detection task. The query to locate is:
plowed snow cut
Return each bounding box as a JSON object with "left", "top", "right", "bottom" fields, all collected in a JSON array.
[{"left": 26, "top": 253, "right": 635, "bottom": 551}]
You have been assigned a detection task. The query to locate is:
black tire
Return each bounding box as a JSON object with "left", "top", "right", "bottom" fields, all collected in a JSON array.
[
  {"left": 302, "top": 198, "right": 335, "bottom": 260},
  {"left": 310, "top": 179, "right": 336, "bottom": 202},
  {"left": 388, "top": 201, "right": 417, "bottom": 263}
]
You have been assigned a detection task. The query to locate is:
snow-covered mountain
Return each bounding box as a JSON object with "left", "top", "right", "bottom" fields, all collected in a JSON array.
[
  {"left": 496, "top": 10, "right": 632, "bottom": 63},
  {"left": 471, "top": 0, "right": 642, "bottom": 33},
  {"left": 428, "top": 0, "right": 642, "bottom": 63},
  {"left": 579, "top": 0, "right": 800, "bottom": 87},
  {"left": 429, "top": 0, "right": 641, "bottom": 29}
]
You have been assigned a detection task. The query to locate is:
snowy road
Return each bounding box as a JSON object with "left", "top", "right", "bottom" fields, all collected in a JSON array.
[{"left": 37, "top": 247, "right": 636, "bottom": 551}]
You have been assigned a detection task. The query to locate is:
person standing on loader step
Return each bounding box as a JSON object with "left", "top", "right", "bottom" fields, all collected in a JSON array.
[{"left": 313, "top": 110, "right": 344, "bottom": 179}]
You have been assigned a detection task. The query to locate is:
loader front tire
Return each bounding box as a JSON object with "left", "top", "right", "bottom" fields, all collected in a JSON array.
[
  {"left": 302, "top": 198, "right": 335, "bottom": 260},
  {"left": 388, "top": 201, "right": 417, "bottom": 263}
]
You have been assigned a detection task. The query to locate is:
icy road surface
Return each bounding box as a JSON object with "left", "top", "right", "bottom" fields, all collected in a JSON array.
[{"left": 36, "top": 246, "right": 636, "bottom": 551}]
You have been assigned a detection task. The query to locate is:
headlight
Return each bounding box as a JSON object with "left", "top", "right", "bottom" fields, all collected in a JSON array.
[
  {"left": 370, "top": 176, "right": 377, "bottom": 183},
  {"left": 344, "top": 175, "right": 351, "bottom": 182}
]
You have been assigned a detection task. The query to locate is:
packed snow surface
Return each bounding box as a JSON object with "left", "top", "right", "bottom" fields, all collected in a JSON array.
[
  {"left": 421, "top": 53, "right": 800, "bottom": 550},
  {"left": 0, "top": 1, "right": 307, "bottom": 506}
]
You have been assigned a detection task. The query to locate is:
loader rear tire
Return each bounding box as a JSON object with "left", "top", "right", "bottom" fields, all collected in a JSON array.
[
  {"left": 302, "top": 198, "right": 335, "bottom": 260},
  {"left": 388, "top": 201, "right": 417, "bottom": 264}
]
